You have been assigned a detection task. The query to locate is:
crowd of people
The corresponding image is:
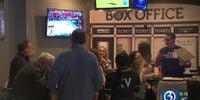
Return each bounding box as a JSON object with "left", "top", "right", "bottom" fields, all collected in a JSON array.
[{"left": 7, "top": 29, "right": 191, "bottom": 100}]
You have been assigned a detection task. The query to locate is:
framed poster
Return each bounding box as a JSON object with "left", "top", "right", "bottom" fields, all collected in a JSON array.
[
  {"left": 92, "top": 37, "right": 114, "bottom": 67},
  {"left": 116, "top": 37, "right": 132, "bottom": 54},
  {"left": 176, "top": 37, "right": 198, "bottom": 68}
]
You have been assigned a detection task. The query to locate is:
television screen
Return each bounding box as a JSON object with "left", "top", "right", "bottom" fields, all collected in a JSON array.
[
  {"left": 133, "top": 0, "right": 147, "bottom": 10},
  {"left": 95, "top": 0, "right": 129, "bottom": 9},
  {"left": 47, "top": 8, "right": 83, "bottom": 38}
]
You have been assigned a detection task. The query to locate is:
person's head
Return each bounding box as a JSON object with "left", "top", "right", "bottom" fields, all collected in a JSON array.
[
  {"left": 115, "top": 51, "right": 129, "bottom": 70},
  {"left": 37, "top": 52, "right": 55, "bottom": 73},
  {"left": 164, "top": 33, "right": 176, "bottom": 48},
  {"left": 98, "top": 46, "right": 107, "bottom": 59},
  {"left": 17, "top": 40, "right": 34, "bottom": 57},
  {"left": 129, "top": 51, "right": 143, "bottom": 66},
  {"left": 71, "top": 29, "right": 86, "bottom": 45},
  {"left": 138, "top": 42, "right": 151, "bottom": 62}
]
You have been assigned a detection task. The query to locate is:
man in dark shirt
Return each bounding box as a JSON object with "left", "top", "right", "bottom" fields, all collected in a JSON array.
[
  {"left": 155, "top": 33, "right": 191, "bottom": 77},
  {"left": 7, "top": 40, "right": 34, "bottom": 88},
  {"left": 13, "top": 52, "right": 55, "bottom": 100},
  {"left": 105, "top": 51, "right": 141, "bottom": 100},
  {"left": 48, "top": 29, "right": 103, "bottom": 100}
]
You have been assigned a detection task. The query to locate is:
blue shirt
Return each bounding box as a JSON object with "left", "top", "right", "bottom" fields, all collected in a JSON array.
[
  {"left": 48, "top": 44, "right": 103, "bottom": 100},
  {"left": 159, "top": 46, "right": 185, "bottom": 77}
]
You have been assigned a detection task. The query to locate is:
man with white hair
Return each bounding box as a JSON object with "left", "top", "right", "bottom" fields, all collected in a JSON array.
[{"left": 13, "top": 52, "right": 55, "bottom": 100}]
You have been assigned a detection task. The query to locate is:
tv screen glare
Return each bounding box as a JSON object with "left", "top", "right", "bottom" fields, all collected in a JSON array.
[
  {"left": 133, "top": 0, "right": 147, "bottom": 10},
  {"left": 47, "top": 8, "right": 83, "bottom": 38},
  {"left": 95, "top": 0, "right": 129, "bottom": 9}
]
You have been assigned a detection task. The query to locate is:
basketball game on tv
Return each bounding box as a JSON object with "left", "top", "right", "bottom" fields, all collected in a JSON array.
[{"left": 46, "top": 8, "right": 83, "bottom": 38}]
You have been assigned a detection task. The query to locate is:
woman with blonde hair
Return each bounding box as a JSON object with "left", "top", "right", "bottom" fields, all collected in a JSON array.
[{"left": 98, "top": 46, "right": 112, "bottom": 72}]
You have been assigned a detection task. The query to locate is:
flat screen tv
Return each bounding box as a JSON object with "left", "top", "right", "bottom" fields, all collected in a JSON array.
[
  {"left": 47, "top": 8, "right": 83, "bottom": 38},
  {"left": 95, "top": 0, "right": 130, "bottom": 9},
  {"left": 133, "top": 0, "right": 147, "bottom": 10}
]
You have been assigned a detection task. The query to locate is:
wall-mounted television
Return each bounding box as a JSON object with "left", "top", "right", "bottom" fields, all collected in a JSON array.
[
  {"left": 47, "top": 8, "right": 83, "bottom": 38},
  {"left": 133, "top": 0, "right": 147, "bottom": 10},
  {"left": 95, "top": 0, "right": 130, "bottom": 9}
]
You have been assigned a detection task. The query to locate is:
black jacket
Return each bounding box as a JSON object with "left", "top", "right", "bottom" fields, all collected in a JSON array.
[
  {"left": 13, "top": 61, "right": 48, "bottom": 100},
  {"left": 105, "top": 68, "right": 141, "bottom": 100},
  {"left": 7, "top": 53, "right": 30, "bottom": 88}
]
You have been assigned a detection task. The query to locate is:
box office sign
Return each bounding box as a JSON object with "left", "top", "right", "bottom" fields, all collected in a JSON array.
[
  {"left": 174, "top": 26, "right": 199, "bottom": 34},
  {"left": 154, "top": 27, "right": 171, "bottom": 34},
  {"left": 116, "top": 27, "right": 132, "bottom": 34},
  {"left": 92, "top": 28, "right": 114, "bottom": 34},
  {"left": 90, "top": 4, "right": 200, "bottom": 23}
]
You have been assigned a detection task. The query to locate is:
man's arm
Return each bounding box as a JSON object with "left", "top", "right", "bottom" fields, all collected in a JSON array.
[
  {"left": 154, "top": 52, "right": 162, "bottom": 75},
  {"left": 50, "top": 91, "right": 58, "bottom": 100},
  {"left": 93, "top": 92, "right": 99, "bottom": 100},
  {"left": 48, "top": 55, "right": 63, "bottom": 100},
  {"left": 91, "top": 55, "right": 103, "bottom": 100},
  {"left": 154, "top": 52, "right": 161, "bottom": 68},
  {"left": 179, "top": 57, "right": 192, "bottom": 68}
]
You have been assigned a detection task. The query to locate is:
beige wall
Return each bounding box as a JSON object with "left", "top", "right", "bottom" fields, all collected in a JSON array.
[
  {"left": 0, "top": 0, "right": 94, "bottom": 87},
  {"left": 0, "top": 0, "right": 16, "bottom": 87},
  {"left": 26, "top": 0, "right": 94, "bottom": 57}
]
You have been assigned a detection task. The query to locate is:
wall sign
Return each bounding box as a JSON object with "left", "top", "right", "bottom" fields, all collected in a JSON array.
[
  {"left": 106, "top": 7, "right": 184, "bottom": 21},
  {"left": 92, "top": 28, "right": 114, "bottom": 34},
  {"left": 174, "top": 26, "right": 199, "bottom": 33},
  {"left": 90, "top": 4, "right": 200, "bottom": 23},
  {"left": 116, "top": 27, "right": 132, "bottom": 34},
  {"left": 135, "top": 27, "right": 151, "bottom": 34},
  {"left": 154, "top": 27, "right": 171, "bottom": 34}
]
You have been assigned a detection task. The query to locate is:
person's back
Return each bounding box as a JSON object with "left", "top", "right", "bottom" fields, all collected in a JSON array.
[
  {"left": 59, "top": 45, "right": 102, "bottom": 100},
  {"left": 49, "top": 29, "right": 103, "bottom": 100},
  {"left": 13, "top": 62, "right": 46, "bottom": 100},
  {"left": 105, "top": 51, "right": 140, "bottom": 100},
  {"left": 13, "top": 52, "right": 55, "bottom": 100},
  {"left": 106, "top": 69, "right": 140, "bottom": 100}
]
